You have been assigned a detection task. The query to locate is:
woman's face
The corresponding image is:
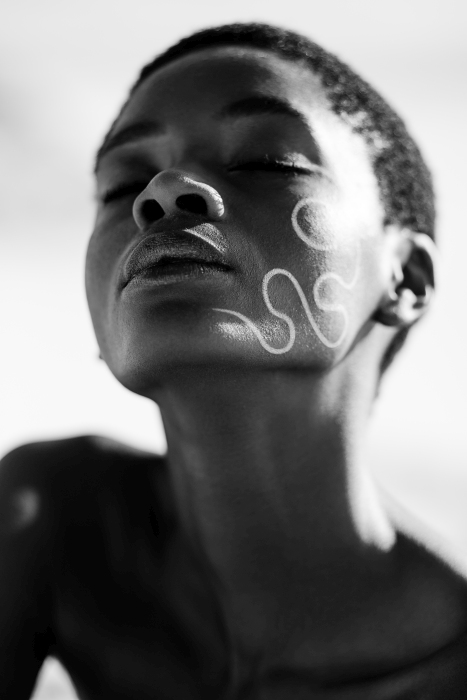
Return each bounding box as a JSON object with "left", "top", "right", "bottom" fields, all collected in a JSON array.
[{"left": 87, "top": 46, "right": 388, "bottom": 394}]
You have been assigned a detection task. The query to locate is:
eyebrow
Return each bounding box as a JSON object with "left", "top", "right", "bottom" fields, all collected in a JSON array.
[
  {"left": 95, "top": 120, "right": 163, "bottom": 171},
  {"left": 95, "top": 95, "right": 312, "bottom": 171},
  {"left": 217, "top": 95, "right": 310, "bottom": 128}
]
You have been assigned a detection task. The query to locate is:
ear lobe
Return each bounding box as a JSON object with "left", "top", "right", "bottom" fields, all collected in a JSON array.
[{"left": 374, "top": 230, "right": 437, "bottom": 329}]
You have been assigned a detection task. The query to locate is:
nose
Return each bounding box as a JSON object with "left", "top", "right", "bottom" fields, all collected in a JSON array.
[{"left": 132, "top": 170, "right": 225, "bottom": 231}]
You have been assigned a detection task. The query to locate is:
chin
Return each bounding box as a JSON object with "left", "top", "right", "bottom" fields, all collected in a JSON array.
[{"left": 102, "top": 323, "right": 340, "bottom": 400}]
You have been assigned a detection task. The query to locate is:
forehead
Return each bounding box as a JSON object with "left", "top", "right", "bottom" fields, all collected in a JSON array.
[
  {"left": 117, "top": 46, "right": 331, "bottom": 129},
  {"left": 99, "top": 46, "right": 379, "bottom": 215}
]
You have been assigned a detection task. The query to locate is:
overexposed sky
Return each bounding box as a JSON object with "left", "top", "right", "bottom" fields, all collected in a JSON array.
[{"left": 1, "top": 1, "right": 466, "bottom": 697}]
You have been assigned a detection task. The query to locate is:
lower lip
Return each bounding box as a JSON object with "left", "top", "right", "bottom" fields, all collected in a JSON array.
[{"left": 124, "top": 261, "right": 232, "bottom": 288}]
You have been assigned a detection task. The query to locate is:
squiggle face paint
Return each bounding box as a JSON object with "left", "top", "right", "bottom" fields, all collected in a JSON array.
[
  {"left": 214, "top": 196, "right": 360, "bottom": 353},
  {"left": 291, "top": 197, "right": 338, "bottom": 252}
]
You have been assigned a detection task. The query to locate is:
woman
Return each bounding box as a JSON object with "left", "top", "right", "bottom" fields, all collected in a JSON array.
[{"left": 2, "top": 22, "right": 467, "bottom": 699}]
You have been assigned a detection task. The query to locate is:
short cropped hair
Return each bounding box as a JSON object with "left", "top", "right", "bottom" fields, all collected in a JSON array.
[{"left": 98, "top": 23, "right": 436, "bottom": 373}]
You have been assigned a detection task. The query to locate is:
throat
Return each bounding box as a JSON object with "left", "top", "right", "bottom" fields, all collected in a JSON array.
[{"left": 155, "top": 368, "right": 395, "bottom": 650}]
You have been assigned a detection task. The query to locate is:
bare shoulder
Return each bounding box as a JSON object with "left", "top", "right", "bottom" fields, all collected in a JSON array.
[
  {"left": 1, "top": 433, "right": 165, "bottom": 494},
  {"left": 1, "top": 433, "right": 164, "bottom": 474},
  {"left": 0, "top": 436, "right": 167, "bottom": 697},
  {"left": 0, "top": 434, "right": 167, "bottom": 556},
  {"left": 0, "top": 432, "right": 168, "bottom": 582},
  {"left": 0, "top": 437, "right": 85, "bottom": 538},
  {"left": 0, "top": 439, "right": 86, "bottom": 698}
]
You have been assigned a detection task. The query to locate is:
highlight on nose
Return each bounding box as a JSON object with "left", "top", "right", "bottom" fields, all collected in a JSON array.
[{"left": 133, "top": 170, "right": 225, "bottom": 230}]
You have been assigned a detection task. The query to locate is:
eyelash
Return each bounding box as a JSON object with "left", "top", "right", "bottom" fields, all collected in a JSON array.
[
  {"left": 100, "top": 159, "right": 311, "bottom": 204},
  {"left": 229, "top": 159, "right": 312, "bottom": 175},
  {"left": 101, "top": 182, "right": 148, "bottom": 204}
]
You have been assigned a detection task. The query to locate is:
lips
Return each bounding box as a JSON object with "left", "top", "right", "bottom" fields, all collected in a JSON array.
[{"left": 120, "top": 229, "right": 233, "bottom": 289}]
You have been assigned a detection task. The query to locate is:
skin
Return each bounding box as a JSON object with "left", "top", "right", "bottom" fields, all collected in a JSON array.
[{"left": 2, "top": 46, "right": 467, "bottom": 699}]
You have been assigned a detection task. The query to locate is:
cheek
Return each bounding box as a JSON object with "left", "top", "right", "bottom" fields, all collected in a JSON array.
[
  {"left": 292, "top": 197, "right": 384, "bottom": 346},
  {"left": 290, "top": 197, "right": 386, "bottom": 354},
  {"left": 85, "top": 227, "right": 111, "bottom": 324},
  {"left": 275, "top": 197, "right": 366, "bottom": 346},
  {"left": 291, "top": 196, "right": 342, "bottom": 252},
  {"left": 85, "top": 218, "right": 130, "bottom": 351},
  {"left": 214, "top": 194, "right": 381, "bottom": 361}
]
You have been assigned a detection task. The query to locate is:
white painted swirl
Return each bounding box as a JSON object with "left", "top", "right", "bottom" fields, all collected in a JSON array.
[
  {"left": 214, "top": 196, "right": 361, "bottom": 354},
  {"left": 291, "top": 197, "right": 337, "bottom": 251}
]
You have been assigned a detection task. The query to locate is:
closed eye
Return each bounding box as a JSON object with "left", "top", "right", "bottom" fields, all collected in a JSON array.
[
  {"left": 228, "top": 159, "right": 315, "bottom": 175},
  {"left": 100, "top": 182, "right": 148, "bottom": 204}
]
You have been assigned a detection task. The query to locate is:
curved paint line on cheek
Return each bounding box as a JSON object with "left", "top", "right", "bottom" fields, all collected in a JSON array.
[
  {"left": 212, "top": 305, "right": 296, "bottom": 355},
  {"left": 214, "top": 265, "right": 350, "bottom": 353},
  {"left": 213, "top": 196, "right": 360, "bottom": 354},
  {"left": 312, "top": 244, "right": 361, "bottom": 349},
  {"left": 291, "top": 196, "right": 338, "bottom": 251},
  {"left": 263, "top": 268, "right": 350, "bottom": 350}
]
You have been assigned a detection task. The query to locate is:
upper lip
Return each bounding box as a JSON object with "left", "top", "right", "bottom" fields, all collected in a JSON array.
[{"left": 120, "top": 225, "right": 233, "bottom": 289}]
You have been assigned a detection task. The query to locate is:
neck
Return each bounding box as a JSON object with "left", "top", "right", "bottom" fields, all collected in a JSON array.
[{"left": 154, "top": 356, "right": 395, "bottom": 655}]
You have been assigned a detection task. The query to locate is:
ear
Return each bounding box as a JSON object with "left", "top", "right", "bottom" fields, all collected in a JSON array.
[{"left": 374, "top": 228, "right": 437, "bottom": 328}]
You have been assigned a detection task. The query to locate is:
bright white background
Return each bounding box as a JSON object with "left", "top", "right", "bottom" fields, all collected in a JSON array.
[{"left": 1, "top": 0, "right": 466, "bottom": 697}]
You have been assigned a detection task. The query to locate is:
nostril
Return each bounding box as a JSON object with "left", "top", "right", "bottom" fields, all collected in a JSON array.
[
  {"left": 176, "top": 194, "right": 208, "bottom": 216},
  {"left": 141, "top": 199, "right": 165, "bottom": 223}
]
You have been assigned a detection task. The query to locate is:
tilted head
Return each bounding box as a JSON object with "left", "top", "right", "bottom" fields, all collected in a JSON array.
[{"left": 87, "top": 23, "right": 436, "bottom": 396}]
